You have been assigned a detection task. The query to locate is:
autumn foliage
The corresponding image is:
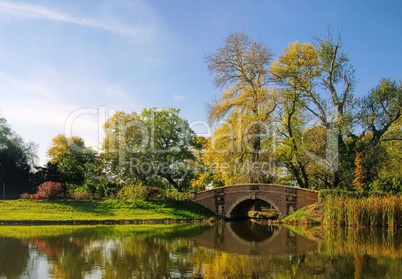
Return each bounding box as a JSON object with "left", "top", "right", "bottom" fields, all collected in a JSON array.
[
  {"left": 33, "top": 181, "right": 64, "bottom": 200},
  {"left": 353, "top": 152, "right": 367, "bottom": 191}
]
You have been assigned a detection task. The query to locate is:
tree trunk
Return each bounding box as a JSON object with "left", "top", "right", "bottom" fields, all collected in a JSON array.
[{"left": 164, "top": 174, "right": 182, "bottom": 192}]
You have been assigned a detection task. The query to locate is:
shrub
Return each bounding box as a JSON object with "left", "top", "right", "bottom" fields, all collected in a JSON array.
[
  {"left": 72, "top": 187, "right": 95, "bottom": 200},
  {"left": 33, "top": 181, "right": 64, "bottom": 200},
  {"left": 372, "top": 177, "right": 402, "bottom": 194},
  {"left": 117, "top": 184, "right": 145, "bottom": 202},
  {"left": 142, "top": 186, "right": 161, "bottom": 201},
  {"left": 318, "top": 189, "right": 375, "bottom": 202},
  {"left": 159, "top": 189, "right": 189, "bottom": 201},
  {"left": 117, "top": 184, "right": 162, "bottom": 201}
]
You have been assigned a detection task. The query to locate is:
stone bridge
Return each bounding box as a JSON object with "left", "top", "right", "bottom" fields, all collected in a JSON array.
[{"left": 190, "top": 184, "right": 318, "bottom": 219}]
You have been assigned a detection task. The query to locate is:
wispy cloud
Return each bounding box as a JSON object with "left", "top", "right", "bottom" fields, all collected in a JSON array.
[
  {"left": 0, "top": 0, "right": 176, "bottom": 164},
  {"left": 0, "top": 1, "right": 154, "bottom": 42},
  {"left": 173, "top": 94, "right": 186, "bottom": 101}
]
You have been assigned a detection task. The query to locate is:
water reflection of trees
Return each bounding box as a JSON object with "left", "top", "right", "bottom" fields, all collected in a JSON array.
[
  {"left": 320, "top": 228, "right": 402, "bottom": 279},
  {"left": 24, "top": 224, "right": 212, "bottom": 278},
  {"left": 0, "top": 238, "right": 30, "bottom": 278},
  {"left": 320, "top": 228, "right": 402, "bottom": 258},
  {"left": 197, "top": 227, "right": 402, "bottom": 278},
  {"left": 26, "top": 223, "right": 323, "bottom": 278},
  {"left": 2, "top": 225, "right": 402, "bottom": 278}
]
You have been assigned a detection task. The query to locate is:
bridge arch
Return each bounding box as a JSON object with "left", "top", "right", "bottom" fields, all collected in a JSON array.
[{"left": 226, "top": 196, "right": 283, "bottom": 219}]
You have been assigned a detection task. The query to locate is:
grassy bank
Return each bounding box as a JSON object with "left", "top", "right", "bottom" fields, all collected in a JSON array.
[
  {"left": 0, "top": 199, "right": 216, "bottom": 224},
  {"left": 281, "top": 203, "right": 324, "bottom": 225}
]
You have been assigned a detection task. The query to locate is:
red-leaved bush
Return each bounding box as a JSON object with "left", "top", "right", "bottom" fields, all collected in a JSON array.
[{"left": 33, "top": 181, "right": 64, "bottom": 200}]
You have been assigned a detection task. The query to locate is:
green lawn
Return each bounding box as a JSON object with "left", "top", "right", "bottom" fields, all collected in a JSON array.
[{"left": 0, "top": 199, "right": 215, "bottom": 222}]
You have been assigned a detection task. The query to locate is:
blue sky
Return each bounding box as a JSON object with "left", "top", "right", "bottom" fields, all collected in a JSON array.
[{"left": 0, "top": 0, "right": 401, "bottom": 165}]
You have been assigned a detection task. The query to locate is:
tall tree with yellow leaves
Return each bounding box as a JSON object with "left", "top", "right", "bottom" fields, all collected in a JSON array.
[
  {"left": 270, "top": 41, "right": 320, "bottom": 188},
  {"left": 204, "top": 32, "right": 276, "bottom": 184}
]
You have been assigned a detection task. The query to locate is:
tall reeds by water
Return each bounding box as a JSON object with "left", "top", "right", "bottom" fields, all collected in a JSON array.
[{"left": 323, "top": 194, "right": 402, "bottom": 228}]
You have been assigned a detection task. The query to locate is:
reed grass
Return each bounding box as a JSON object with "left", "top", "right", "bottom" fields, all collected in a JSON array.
[{"left": 323, "top": 194, "right": 402, "bottom": 228}]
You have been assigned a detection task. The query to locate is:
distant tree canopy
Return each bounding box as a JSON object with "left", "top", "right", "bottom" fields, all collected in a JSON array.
[
  {"left": 102, "top": 108, "right": 196, "bottom": 192},
  {"left": 47, "top": 134, "right": 95, "bottom": 187}
]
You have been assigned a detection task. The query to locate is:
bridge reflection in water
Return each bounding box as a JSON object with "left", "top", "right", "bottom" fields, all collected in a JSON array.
[{"left": 193, "top": 221, "right": 317, "bottom": 256}]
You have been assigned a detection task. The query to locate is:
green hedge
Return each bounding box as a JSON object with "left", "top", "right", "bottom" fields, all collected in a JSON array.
[{"left": 318, "top": 189, "right": 390, "bottom": 202}]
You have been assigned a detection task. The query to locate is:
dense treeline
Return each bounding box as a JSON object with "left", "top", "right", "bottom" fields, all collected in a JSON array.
[
  {"left": 1, "top": 108, "right": 197, "bottom": 200},
  {"left": 0, "top": 117, "right": 38, "bottom": 198},
  {"left": 1, "top": 30, "right": 401, "bottom": 199}
]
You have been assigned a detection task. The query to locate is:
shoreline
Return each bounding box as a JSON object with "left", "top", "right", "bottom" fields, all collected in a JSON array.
[{"left": 0, "top": 218, "right": 213, "bottom": 226}]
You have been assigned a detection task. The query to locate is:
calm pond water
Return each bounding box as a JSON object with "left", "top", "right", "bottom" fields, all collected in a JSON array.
[{"left": 0, "top": 221, "right": 402, "bottom": 278}]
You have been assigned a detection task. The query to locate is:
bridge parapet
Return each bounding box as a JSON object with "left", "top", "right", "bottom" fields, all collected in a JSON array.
[{"left": 190, "top": 184, "right": 318, "bottom": 219}]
